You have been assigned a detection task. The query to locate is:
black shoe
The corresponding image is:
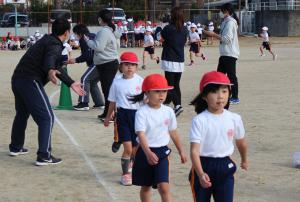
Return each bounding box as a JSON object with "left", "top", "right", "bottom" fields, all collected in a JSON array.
[
  {"left": 9, "top": 148, "right": 29, "bottom": 156},
  {"left": 74, "top": 102, "right": 89, "bottom": 111},
  {"left": 156, "top": 57, "right": 160, "bottom": 64},
  {"left": 112, "top": 142, "right": 122, "bottom": 153},
  {"left": 36, "top": 155, "right": 62, "bottom": 166},
  {"left": 174, "top": 105, "right": 183, "bottom": 117},
  {"left": 97, "top": 113, "right": 107, "bottom": 119},
  {"left": 93, "top": 104, "right": 105, "bottom": 109}
]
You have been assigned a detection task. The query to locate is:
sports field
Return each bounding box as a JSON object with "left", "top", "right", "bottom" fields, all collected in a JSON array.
[{"left": 1, "top": 36, "right": 300, "bottom": 202}]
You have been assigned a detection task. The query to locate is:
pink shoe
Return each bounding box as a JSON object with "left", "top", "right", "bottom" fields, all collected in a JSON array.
[{"left": 121, "top": 174, "right": 132, "bottom": 186}]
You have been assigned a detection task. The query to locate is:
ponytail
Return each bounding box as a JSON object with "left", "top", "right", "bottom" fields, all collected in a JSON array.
[
  {"left": 231, "top": 12, "right": 240, "bottom": 26},
  {"left": 128, "top": 92, "right": 145, "bottom": 104}
]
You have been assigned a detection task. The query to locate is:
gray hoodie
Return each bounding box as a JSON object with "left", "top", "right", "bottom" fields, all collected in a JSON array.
[
  {"left": 219, "top": 16, "right": 239, "bottom": 59},
  {"left": 87, "top": 26, "right": 118, "bottom": 65}
]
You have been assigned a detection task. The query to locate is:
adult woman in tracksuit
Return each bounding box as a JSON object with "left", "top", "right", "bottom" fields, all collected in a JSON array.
[
  {"left": 203, "top": 3, "right": 240, "bottom": 104},
  {"left": 69, "top": 24, "right": 105, "bottom": 111},
  {"left": 86, "top": 9, "right": 119, "bottom": 119}
]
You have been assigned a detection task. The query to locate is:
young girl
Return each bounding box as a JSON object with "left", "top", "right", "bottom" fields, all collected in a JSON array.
[
  {"left": 104, "top": 52, "right": 143, "bottom": 186},
  {"left": 259, "top": 26, "right": 277, "bottom": 60},
  {"left": 131, "top": 73, "right": 187, "bottom": 202},
  {"left": 189, "top": 71, "right": 248, "bottom": 202},
  {"left": 188, "top": 23, "right": 205, "bottom": 66},
  {"left": 141, "top": 27, "right": 160, "bottom": 70}
]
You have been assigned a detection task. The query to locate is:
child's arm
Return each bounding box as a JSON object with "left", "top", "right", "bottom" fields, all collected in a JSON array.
[
  {"left": 103, "top": 102, "right": 116, "bottom": 127},
  {"left": 190, "top": 143, "right": 212, "bottom": 188},
  {"left": 137, "top": 131, "right": 159, "bottom": 165},
  {"left": 236, "top": 138, "right": 248, "bottom": 170},
  {"left": 169, "top": 130, "right": 187, "bottom": 163}
]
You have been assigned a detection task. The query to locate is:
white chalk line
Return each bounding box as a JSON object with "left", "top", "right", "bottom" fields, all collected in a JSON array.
[{"left": 50, "top": 90, "right": 118, "bottom": 201}]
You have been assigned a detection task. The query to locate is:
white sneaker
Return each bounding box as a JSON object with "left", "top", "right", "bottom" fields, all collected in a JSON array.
[{"left": 120, "top": 174, "right": 132, "bottom": 186}]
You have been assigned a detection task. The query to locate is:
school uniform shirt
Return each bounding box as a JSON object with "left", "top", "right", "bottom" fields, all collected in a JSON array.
[
  {"left": 189, "top": 109, "right": 245, "bottom": 158},
  {"left": 108, "top": 73, "right": 143, "bottom": 110},
  {"left": 62, "top": 42, "right": 72, "bottom": 56},
  {"left": 197, "top": 27, "right": 203, "bottom": 35},
  {"left": 135, "top": 104, "right": 177, "bottom": 148},
  {"left": 144, "top": 34, "right": 154, "bottom": 47},
  {"left": 189, "top": 31, "right": 200, "bottom": 43},
  {"left": 261, "top": 31, "right": 269, "bottom": 42}
]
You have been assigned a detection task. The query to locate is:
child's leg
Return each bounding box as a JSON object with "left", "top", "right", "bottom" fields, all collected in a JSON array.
[
  {"left": 259, "top": 46, "right": 264, "bottom": 55},
  {"left": 189, "top": 168, "right": 213, "bottom": 202},
  {"left": 150, "top": 53, "right": 159, "bottom": 63},
  {"left": 121, "top": 141, "right": 133, "bottom": 174},
  {"left": 143, "top": 51, "right": 147, "bottom": 66},
  {"left": 140, "top": 186, "right": 152, "bottom": 202},
  {"left": 158, "top": 182, "right": 172, "bottom": 202},
  {"left": 189, "top": 51, "right": 193, "bottom": 61}
]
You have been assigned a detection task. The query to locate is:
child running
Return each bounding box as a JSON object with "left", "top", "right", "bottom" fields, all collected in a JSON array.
[
  {"left": 259, "top": 26, "right": 277, "bottom": 60},
  {"left": 131, "top": 74, "right": 187, "bottom": 202},
  {"left": 188, "top": 23, "right": 205, "bottom": 66},
  {"left": 104, "top": 52, "right": 143, "bottom": 186},
  {"left": 189, "top": 71, "right": 248, "bottom": 202},
  {"left": 141, "top": 27, "right": 160, "bottom": 70}
]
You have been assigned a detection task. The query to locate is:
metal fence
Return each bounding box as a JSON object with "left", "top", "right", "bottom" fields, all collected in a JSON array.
[{"left": 249, "top": 0, "right": 300, "bottom": 10}]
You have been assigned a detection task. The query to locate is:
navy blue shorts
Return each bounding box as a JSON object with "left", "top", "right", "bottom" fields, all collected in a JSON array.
[
  {"left": 262, "top": 42, "right": 270, "bottom": 50},
  {"left": 190, "top": 42, "right": 199, "bottom": 53},
  {"left": 133, "top": 146, "right": 171, "bottom": 187},
  {"left": 189, "top": 156, "right": 237, "bottom": 202},
  {"left": 144, "top": 46, "right": 155, "bottom": 55},
  {"left": 116, "top": 107, "right": 138, "bottom": 146}
]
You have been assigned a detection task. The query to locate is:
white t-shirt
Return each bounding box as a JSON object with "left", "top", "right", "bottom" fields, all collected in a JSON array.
[
  {"left": 261, "top": 31, "right": 269, "bottom": 42},
  {"left": 135, "top": 104, "right": 177, "bottom": 147},
  {"left": 208, "top": 25, "right": 214, "bottom": 32},
  {"left": 108, "top": 73, "right": 143, "bottom": 110},
  {"left": 197, "top": 27, "right": 203, "bottom": 34},
  {"left": 189, "top": 31, "right": 200, "bottom": 43},
  {"left": 144, "top": 34, "right": 154, "bottom": 47},
  {"left": 62, "top": 43, "right": 72, "bottom": 56},
  {"left": 189, "top": 109, "right": 245, "bottom": 158},
  {"left": 134, "top": 27, "right": 140, "bottom": 34}
]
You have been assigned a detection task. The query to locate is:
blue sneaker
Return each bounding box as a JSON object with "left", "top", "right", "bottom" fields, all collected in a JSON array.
[{"left": 230, "top": 98, "right": 240, "bottom": 105}]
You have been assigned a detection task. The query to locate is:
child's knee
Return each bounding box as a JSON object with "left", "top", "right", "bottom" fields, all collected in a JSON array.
[{"left": 158, "top": 183, "right": 170, "bottom": 195}]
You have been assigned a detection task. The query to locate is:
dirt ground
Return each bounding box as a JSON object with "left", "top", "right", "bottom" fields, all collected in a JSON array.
[{"left": 0, "top": 36, "right": 300, "bottom": 202}]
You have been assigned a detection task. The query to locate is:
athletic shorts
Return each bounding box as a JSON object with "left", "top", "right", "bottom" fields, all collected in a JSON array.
[
  {"left": 133, "top": 146, "right": 171, "bottom": 187},
  {"left": 262, "top": 42, "right": 270, "bottom": 50},
  {"left": 144, "top": 46, "right": 155, "bottom": 55},
  {"left": 116, "top": 107, "right": 138, "bottom": 146},
  {"left": 189, "top": 42, "right": 199, "bottom": 53},
  {"left": 189, "top": 156, "right": 237, "bottom": 202}
]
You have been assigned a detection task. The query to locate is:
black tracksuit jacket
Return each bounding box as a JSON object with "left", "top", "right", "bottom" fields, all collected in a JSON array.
[{"left": 12, "top": 34, "right": 74, "bottom": 87}]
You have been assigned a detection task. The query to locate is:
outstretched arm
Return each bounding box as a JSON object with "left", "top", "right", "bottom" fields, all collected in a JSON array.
[{"left": 236, "top": 138, "right": 248, "bottom": 170}]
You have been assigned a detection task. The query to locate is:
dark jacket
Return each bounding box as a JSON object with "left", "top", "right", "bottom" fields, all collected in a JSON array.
[
  {"left": 161, "top": 24, "right": 188, "bottom": 62},
  {"left": 75, "top": 33, "right": 95, "bottom": 67},
  {"left": 12, "top": 34, "right": 74, "bottom": 87}
]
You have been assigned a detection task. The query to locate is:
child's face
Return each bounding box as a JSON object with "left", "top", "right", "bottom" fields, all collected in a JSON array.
[
  {"left": 203, "top": 85, "right": 229, "bottom": 114},
  {"left": 191, "top": 27, "right": 196, "bottom": 32},
  {"left": 121, "top": 63, "right": 137, "bottom": 78},
  {"left": 146, "top": 90, "right": 168, "bottom": 107}
]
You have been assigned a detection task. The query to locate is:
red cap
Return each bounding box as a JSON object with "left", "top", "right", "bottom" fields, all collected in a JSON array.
[
  {"left": 120, "top": 52, "right": 139, "bottom": 64},
  {"left": 200, "top": 71, "right": 232, "bottom": 92},
  {"left": 142, "top": 74, "right": 173, "bottom": 92}
]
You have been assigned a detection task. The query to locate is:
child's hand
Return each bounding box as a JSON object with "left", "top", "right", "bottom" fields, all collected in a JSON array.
[
  {"left": 179, "top": 152, "right": 187, "bottom": 164},
  {"left": 145, "top": 151, "right": 159, "bottom": 165},
  {"left": 68, "top": 58, "right": 76, "bottom": 64},
  {"left": 199, "top": 173, "right": 212, "bottom": 188},
  {"left": 241, "top": 161, "right": 249, "bottom": 170},
  {"left": 103, "top": 117, "right": 111, "bottom": 127}
]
